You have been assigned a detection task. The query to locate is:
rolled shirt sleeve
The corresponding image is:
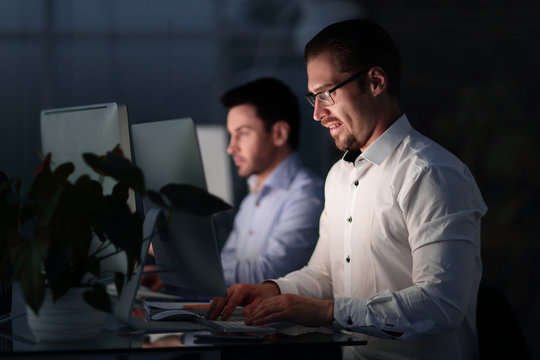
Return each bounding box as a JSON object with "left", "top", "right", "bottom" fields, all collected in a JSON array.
[{"left": 273, "top": 115, "right": 487, "bottom": 358}]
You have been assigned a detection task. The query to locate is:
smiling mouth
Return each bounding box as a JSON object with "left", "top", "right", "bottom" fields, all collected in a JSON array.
[{"left": 324, "top": 121, "right": 343, "bottom": 135}]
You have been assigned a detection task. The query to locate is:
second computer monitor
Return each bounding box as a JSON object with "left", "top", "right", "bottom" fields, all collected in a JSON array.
[{"left": 130, "top": 118, "right": 227, "bottom": 297}]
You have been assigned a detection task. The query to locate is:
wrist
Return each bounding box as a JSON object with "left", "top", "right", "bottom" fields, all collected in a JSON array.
[
  {"left": 326, "top": 299, "right": 335, "bottom": 325},
  {"left": 261, "top": 280, "right": 281, "bottom": 296}
]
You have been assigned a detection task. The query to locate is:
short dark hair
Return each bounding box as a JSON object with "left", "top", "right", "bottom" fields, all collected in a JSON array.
[
  {"left": 304, "top": 19, "right": 401, "bottom": 97},
  {"left": 220, "top": 77, "right": 300, "bottom": 150}
]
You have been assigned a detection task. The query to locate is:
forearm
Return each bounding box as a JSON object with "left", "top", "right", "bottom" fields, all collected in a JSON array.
[
  {"left": 274, "top": 266, "right": 333, "bottom": 299},
  {"left": 334, "top": 240, "right": 480, "bottom": 339}
]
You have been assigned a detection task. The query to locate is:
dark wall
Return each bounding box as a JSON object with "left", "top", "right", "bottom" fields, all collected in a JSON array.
[
  {"left": 369, "top": 1, "right": 539, "bottom": 356},
  {"left": 0, "top": 0, "right": 538, "bottom": 357}
]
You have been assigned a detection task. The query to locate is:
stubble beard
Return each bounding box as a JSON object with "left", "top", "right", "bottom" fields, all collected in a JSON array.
[{"left": 334, "top": 132, "right": 357, "bottom": 152}]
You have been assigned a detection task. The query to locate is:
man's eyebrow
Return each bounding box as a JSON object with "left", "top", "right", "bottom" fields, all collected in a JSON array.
[
  {"left": 308, "top": 81, "right": 335, "bottom": 94},
  {"left": 231, "top": 124, "right": 254, "bottom": 133}
]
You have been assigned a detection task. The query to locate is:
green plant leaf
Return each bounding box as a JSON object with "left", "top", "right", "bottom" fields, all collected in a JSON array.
[
  {"left": 93, "top": 196, "right": 143, "bottom": 261},
  {"left": 114, "top": 272, "right": 125, "bottom": 296},
  {"left": 44, "top": 244, "right": 71, "bottom": 285},
  {"left": 0, "top": 181, "right": 18, "bottom": 279},
  {"left": 10, "top": 232, "right": 47, "bottom": 314},
  {"left": 159, "top": 184, "right": 232, "bottom": 215},
  {"left": 146, "top": 190, "right": 167, "bottom": 208},
  {"left": 112, "top": 182, "right": 130, "bottom": 203},
  {"left": 53, "top": 162, "right": 75, "bottom": 180},
  {"left": 1, "top": 150, "right": 146, "bottom": 315},
  {"left": 83, "top": 283, "right": 112, "bottom": 313},
  {"left": 83, "top": 152, "right": 145, "bottom": 195}
]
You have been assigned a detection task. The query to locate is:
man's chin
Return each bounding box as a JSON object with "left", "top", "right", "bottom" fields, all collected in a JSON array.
[
  {"left": 236, "top": 169, "right": 251, "bottom": 178},
  {"left": 333, "top": 135, "right": 357, "bottom": 152},
  {"left": 334, "top": 139, "right": 351, "bottom": 152}
]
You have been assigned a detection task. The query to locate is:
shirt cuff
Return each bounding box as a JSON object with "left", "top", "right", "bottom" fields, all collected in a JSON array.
[
  {"left": 271, "top": 278, "right": 298, "bottom": 295},
  {"left": 333, "top": 296, "right": 368, "bottom": 330}
]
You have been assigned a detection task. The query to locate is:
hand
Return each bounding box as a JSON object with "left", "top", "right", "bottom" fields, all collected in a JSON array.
[
  {"left": 206, "top": 282, "right": 280, "bottom": 320},
  {"left": 245, "top": 294, "right": 334, "bottom": 328},
  {"left": 141, "top": 264, "right": 165, "bottom": 291}
]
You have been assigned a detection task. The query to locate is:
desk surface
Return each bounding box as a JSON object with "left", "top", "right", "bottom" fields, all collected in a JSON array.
[{"left": 0, "top": 313, "right": 366, "bottom": 359}]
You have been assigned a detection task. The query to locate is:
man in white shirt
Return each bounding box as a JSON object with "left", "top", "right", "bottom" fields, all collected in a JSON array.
[{"left": 208, "top": 19, "right": 487, "bottom": 360}]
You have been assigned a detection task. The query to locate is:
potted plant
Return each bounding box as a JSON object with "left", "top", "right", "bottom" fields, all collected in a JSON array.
[{"left": 0, "top": 147, "right": 230, "bottom": 340}]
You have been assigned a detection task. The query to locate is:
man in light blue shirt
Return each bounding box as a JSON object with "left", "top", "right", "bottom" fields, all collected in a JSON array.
[{"left": 220, "top": 78, "right": 324, "bottom": 285}]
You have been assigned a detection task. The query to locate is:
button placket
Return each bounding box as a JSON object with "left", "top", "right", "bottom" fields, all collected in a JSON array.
[{"left": 344, "top": 176, "right": 358, "bottom": 296}]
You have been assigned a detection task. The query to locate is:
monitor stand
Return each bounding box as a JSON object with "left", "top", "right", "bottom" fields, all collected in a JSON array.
[{"left": 112, "top": 208, "right": 204, "bottom": 332}]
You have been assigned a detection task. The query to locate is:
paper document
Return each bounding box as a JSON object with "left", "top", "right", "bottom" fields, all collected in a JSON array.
[{"left": 143, "top": 301, "right": 243, "bottom": 321}]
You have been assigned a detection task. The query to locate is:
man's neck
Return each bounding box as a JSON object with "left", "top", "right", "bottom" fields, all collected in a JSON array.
[
  {"left": 252, "top": 149, "right": 292, "bottom": 192},
  {"left": 360, "top": 98, "right": 402, "bottom": 152}
]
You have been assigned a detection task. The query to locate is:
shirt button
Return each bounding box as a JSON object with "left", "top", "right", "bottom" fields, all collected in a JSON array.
[
  {"left": 346, "top": 255, "right": 350, "bottom": 263},
  {"left": 256, "top": 202, "right": 260, "bottom": 207},
  {"left": 249, "top": 230, "right": 254, "bottom": 236},
  {"left": 347, "top": 216, "right": 352, "bottom": 223},
  {"left": 354, "top": 180, "right": 359, "bottom": 187}
]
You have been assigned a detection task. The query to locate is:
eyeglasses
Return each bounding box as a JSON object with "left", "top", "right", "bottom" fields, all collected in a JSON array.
[{"left": 305, "top": 69, "right": 370, "bottom": 107}]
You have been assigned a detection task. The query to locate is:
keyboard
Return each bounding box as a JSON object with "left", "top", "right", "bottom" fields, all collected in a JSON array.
[
  {"left": 199, "top": 318, "right": 276, "bottom": 334},
  {"left": 187, "top": 306, "right": 244, "bottom": 318}
]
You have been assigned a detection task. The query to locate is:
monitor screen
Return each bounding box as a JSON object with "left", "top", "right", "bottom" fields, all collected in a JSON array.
[
  {"left": 40, "top": 102, "right": 134, "bottom": 210},
  {"left": 40, "top": 102, "right": 134, "bottom": 276},
  {"left": 195, "top": 125, "right": 234, "bottom": 206},
  {"left": 130, "top": 118, "right": 227, "bottom": 297}
]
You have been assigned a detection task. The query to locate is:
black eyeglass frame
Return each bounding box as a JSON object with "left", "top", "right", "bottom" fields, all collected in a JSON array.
[{"left": 304, "top": 68, "right": 370, "bottom": 107}]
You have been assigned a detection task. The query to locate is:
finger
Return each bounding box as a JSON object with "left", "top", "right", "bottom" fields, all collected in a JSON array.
[
  {"left": 248, "top": 301, "right": 285, "bottom": 326},
  {"left": 221, "top": 298, "right": 238, "bottom": 320},
  {"left": 242, "top": 296, "right": 265, "bottom": 319},
  {"left": 251, "top": 296, "right": 290, "bottom": 323},
  {"left": 221, "top": 285, "right": 247, "bottom": 320},
  {"left": 244, "top": 298, "right": 271, "bottom": 324},
  {"left": 207, "top": 296, "right": 227, "bottom": 320},
  {"left": 151, "top": 280, "right": 164, "bottom": 292}
]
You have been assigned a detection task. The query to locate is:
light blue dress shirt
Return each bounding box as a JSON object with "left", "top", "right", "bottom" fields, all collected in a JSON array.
[{"left": 221, "top": 152, "right": 324, "bottom": 286}]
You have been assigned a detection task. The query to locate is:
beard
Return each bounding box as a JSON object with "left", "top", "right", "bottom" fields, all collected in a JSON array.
[
  {"left": 322, "top": 117, "right": 362, "bottom": 152},
  {"left": 333, "top": 132, "right": 357, "bottom": 152}
]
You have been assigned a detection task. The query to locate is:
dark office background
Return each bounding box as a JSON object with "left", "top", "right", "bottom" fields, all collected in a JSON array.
[{"left": 0, "top": 0, "right": 538, "bottom": 357}]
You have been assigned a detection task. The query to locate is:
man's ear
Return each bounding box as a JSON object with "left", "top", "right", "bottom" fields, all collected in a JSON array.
[
  {"left": 368, "top": 66, "right": 387, "bottom": 97},
  {"left": 272, "top": 121, "right": 290, "bottom": 147}
]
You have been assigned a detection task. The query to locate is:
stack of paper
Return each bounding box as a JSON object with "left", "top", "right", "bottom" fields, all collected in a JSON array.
[{"left": 143, "top": 301, "right": 245, "bottom": 322}]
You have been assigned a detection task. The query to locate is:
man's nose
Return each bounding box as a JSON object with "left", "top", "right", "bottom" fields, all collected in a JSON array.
[
  {"left": 313, "top": 99, "right": 329, "bottom": 122},
  {"left": 227, "top": 139, "right": 236, "bottom": 154}
]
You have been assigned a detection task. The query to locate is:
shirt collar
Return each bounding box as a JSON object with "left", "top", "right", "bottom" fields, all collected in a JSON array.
[
  {"left": 247, "top": 152, "right": 301, "bottom": 193},
  {"left": 343, "top": 150, "right": 362, "bottom": 163},
  {"left": 342, "top": 114, "right": 411, "bottom": 166}
]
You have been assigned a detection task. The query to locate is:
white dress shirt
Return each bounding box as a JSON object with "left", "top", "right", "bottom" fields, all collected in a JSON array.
[{"left": 275, "top": 115, "right": 487, "bottom": 360}]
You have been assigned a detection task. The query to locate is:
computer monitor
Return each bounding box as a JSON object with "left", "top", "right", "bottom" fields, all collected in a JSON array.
[
  {"left": 130, "top": 118, "right": 227, "bottom": 297},
  {"left": 40, "top": 102, "right": 134, "bottom": 275},
  {"left": 195, "top": 125, "right": 234, "bottom": 206},
  {"left": 40, "top": 102, "right": 134, "bottom": 210}
]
